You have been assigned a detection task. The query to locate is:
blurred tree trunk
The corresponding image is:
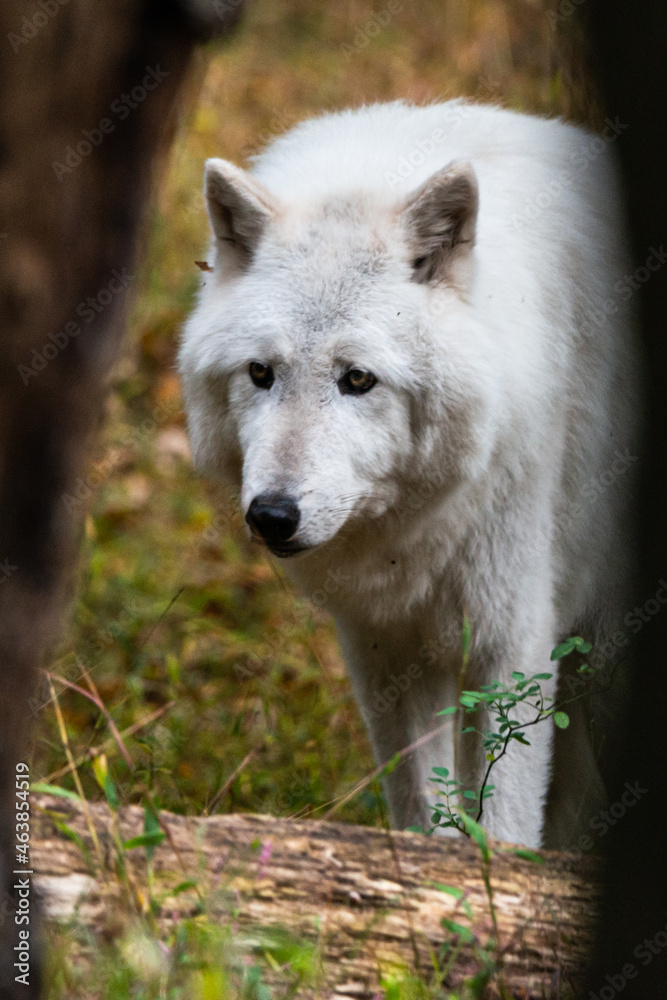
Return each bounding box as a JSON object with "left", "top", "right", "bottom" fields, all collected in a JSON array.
[
  {"left": 548, "top": 0, "right": 604, "bottom": 128},
  {"left": 577, "top": 3, "right": 667, "bottom": 998},
  {"left": 0, "top": 3, "right": 241, "bottom": 996}
]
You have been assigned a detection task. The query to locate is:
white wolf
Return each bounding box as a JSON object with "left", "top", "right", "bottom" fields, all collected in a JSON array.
[{"left": 179, "top": 101, "right": 641, "bottom": 848}]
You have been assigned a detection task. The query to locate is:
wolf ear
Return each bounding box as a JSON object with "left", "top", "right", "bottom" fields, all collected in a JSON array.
[
  {"left": 403, "top": 161, "right": 478, "bottom": 284},
  {"left": 204, "top": 158, "right": 278, "bottom": 263}
]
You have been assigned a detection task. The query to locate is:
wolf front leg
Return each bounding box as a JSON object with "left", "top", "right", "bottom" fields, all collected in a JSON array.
[
  {"left": 335, "top": 613, "right": 463, "bottom": 832},
  {"left": 459, "top": 568, "right": 559, "bottom": 848}
]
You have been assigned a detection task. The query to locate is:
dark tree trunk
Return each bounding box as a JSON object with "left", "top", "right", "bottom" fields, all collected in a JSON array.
[
  {"left": 0, "top": 3, "right": 241, "bottom": 996},
  {"left": 580, "top": 4, "right": 667, "bottom": 999}
]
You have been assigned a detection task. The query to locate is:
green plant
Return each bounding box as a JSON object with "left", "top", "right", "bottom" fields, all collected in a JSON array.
[{"left": 423, "top": 633, "right": 592, "bottom": 835}]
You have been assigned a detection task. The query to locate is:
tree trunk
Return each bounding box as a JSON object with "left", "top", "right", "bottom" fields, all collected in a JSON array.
[
  {"left": 32, "top": 794, "right": 600, "bottom": 999},
  {"left": 0, "top": 4, "right": 241, "bottom": 996},
  {"left": 580, "top": 3, "right": 667, "bottom": 997}
]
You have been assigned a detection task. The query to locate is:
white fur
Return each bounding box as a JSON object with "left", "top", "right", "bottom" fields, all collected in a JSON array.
[{"left": 179, "top": 101, "right": 641, "bottom": 847}]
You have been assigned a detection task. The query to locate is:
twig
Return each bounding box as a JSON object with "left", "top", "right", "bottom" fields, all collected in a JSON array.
[
  {"left": 44, "top": 701, "right": 176, "bottom": 783},
  {"left": 46, "top": 668, "right": 134, "bottom": 771},
  {"left": 46, "top": 676, "right": 103, "bottom": 865},
  {"left": 205, "top": 747, "right": 259, "bottom": 815},
  {"left": 319, "top": 723, "right": 449, "bottom": 822}
]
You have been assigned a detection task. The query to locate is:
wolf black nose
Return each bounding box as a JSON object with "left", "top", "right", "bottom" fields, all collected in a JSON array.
[{"left": 246, "top": 495, "right": 300, "bottom": 544}]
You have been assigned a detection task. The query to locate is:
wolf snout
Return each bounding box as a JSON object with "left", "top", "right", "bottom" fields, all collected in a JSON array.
[{"left": 245, "top": 495, "right": 301, "bottom": 548}]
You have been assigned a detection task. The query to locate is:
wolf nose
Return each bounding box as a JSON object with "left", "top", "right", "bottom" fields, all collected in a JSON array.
[{"left": 246, "top": 495, "right": 300, "bottom": 544}]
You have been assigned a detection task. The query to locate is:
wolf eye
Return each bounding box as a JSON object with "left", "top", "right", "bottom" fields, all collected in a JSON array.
[
  {"left": 249, "top": 362, "right": 274, "bottom": 389},
  {"left": 338, "top": 369, "right": 377, "bottom": 395}
]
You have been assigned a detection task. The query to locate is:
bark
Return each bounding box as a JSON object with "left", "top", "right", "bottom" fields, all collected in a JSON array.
[
  {"left": 32, "top": 794, "right": 600, "bottom": 999},
  {"left": 0, "top": 3, "right": 241, "bottom": 996}
]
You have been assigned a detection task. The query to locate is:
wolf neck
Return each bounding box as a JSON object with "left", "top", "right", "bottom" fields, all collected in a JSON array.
[{"left": 281, "top": 477, "right": 475, "bottom": 628}]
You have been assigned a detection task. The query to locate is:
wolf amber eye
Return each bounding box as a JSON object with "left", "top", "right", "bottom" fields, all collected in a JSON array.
[
  {"left": 249, "top": 362, "right": 274, "bottom": 389},
  {"left": 339, "top": 369, "right": 377, "bottom": 395}
]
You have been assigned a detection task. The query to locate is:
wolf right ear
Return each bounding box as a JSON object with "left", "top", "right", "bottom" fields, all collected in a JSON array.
[
  {"left": 403, "top": 161, "right": 478, "bottom": 284},
  {"left": 204, "top": 159, "right": 278, "bottom": 263}
]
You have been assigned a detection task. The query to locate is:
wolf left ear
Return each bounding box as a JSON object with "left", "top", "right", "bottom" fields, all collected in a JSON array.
[
  {"left": 204, "top": 158, "right": 278, "bottom": 263},
  {"left": 403, "top": 161, "right": 478, "bottom": 284}
]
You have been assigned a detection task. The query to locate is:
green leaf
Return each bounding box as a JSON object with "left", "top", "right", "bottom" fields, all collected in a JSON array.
[
  {"left": 92, "top": 754, "right": 119, "bottom": 812},
  {"left": 142, "top": 801, "right": 163, "bottom": 862},
  {"left": 432, "top": 767, "right": 450, "bottom": 778},
  {"left": 531, "top": 673, "right": 553, "bottom": 681},
  {"left": 511, "top": 671, "right": 525, "bottom": 681},
  {"left": 433, "top": 884, "right": 473, "bottom": 919},
  {"left": 171, "top": 880, "right": 198, "bottom": 895},
  {"left": 442, "top": 918, "right": 474, "bottom": 943},
  {"left": 433, "top": 883, "right": 463, "bottom": 899},
  {"left": 382, "top": 752, "right": 402, "bottom": 776},
  {"left": 123, "top": 830, "right": 166, "bottom": 851},
  {"left": 52, "top": 819, "right": 91, "bottom": 868},
  {"left": 437, "top": 705, "right": 457, "bottom": 716},
  {"left": 463, "top": 790, "right": 478, "bottom": 800},
  {"left": 462, "top": 616, "right": 472, "bottom": 660},
  {"left": 551, "top": 638, "right": 576, "bottom": 660},
  {"left": 456, "top": 810, "right": 491, "bottom": 863},
  {"left": 510, "top": 848, "right": 545, "bottom": 864},
  {"left": 461, "top": 726, "right": 475, "bottom": 734},
  {"left": 30, "top": 782, "right": 82, "bottom": 803},
  {"left": 554, "top": 711, "right": 570, "bottom": 729},
  {"left": 459, "top": 694, "right": 479, "bottom": 709}
]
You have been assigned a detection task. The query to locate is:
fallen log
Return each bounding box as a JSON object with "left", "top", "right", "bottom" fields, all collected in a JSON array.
[{"left": 31, "top": 793, "right": 600, "bottom": 998}]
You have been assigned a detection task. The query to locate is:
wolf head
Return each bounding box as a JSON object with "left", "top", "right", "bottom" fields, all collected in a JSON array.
[{"left": 179, "top": 154, "right": 495, "bottom": 559}]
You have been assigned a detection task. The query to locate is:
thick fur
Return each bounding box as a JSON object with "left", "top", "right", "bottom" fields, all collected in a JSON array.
[{"left": 179, "top": 101, "right": 641, "bottom": 848}]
